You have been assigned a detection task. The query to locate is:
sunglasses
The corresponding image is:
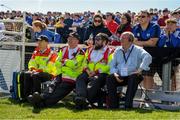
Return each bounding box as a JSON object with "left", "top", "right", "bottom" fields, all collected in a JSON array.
[
  {"left": 167, "top": 21, "right": 177, "bottom": 24},
  {"left": 94, "top": 19, "right": 102, "bottom": 23},
  {"left": 121, "top": 17, "right": 127, "bottom": 20},
  {"left": 138, "top": 15, "right": 146, "bottom": 18}
]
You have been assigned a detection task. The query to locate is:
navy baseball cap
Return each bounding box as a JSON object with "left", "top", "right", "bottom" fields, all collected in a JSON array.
[
  {"left": 68, "top": 32, "right": 80, "bottom": 40},
  {"left": 36, "top": 35, "right": 49, "bottom": 42}
]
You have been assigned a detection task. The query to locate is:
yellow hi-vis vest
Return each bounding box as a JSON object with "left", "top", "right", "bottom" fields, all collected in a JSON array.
[
  {"left": 83, "top": 46, "right": 113, "bottom": 74},
  {"left": 55, "top": 46, "right": 85, "bottom": 81},
  {"left": 28, "top": 47, "right": 57, "bottom": 76}
]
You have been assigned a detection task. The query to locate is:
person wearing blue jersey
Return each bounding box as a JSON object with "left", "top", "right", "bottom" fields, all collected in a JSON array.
[
  {"left": 158, "top": 18, "right": 180, "bottom": 47},
  {"left": 158, "top": 18, "right": 180, "bottom": 91},
  {"left": 133, "top": 10, "right": 161, "bottom": 89},
  {"left": 133, "top": 11, "right": 161, "bottom": 47}
]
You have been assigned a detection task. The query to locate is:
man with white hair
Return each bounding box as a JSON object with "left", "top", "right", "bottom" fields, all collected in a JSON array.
[{"left": 106, "top": 32, "right": 152, "bottom": 109}]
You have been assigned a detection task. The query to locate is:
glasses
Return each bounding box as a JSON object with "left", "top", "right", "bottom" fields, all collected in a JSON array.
[
  {"left": 138, "top": 15, "right": 146, "bottom": 18},
  {"left": 167, "top": 21, "right": 177, "bottom": 24},
  {"left": 121, "top": 17, "right": 127, "bottom": 20},
  {"left": 94, "top": 19, "right": 102, "bottom": 23}
]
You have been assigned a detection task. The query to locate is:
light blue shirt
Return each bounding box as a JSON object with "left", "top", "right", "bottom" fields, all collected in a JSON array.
[{"left": 110, "top": 44, "right": 152, "bottom": 76}]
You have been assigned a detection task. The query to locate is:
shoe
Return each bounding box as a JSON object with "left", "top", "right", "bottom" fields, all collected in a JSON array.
[
  {"left": 74, "top": 96, "right": 88, "bottom": 110},
  {"left": 27, "top": 94, "right": 34, "bottom": 105},
  {"left": 33, "top": 92, "right": 43, "bottom": 104},
  {"left": 30, "top": 92, "right": 43, "bottom": 109}
]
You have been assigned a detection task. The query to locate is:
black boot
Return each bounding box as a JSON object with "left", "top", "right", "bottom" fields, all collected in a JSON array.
[{"left": 74, "top": 96, "right": 88, "bottom": 110}]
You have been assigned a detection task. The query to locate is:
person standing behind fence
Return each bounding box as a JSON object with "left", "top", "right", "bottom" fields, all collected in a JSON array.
[
  {"left": 133, "top": 10, "right": 161, "bottom": 89},
  {"left": 106, "top": 32, "right": 152, "bottom": 109},
  {"left": 158, "top": 18, "right": 180, "bottom": 91},
  {"left": 24, "top": 35, "right": 57, "bottom": 99},
  {"left": 32, "top": 20, "right": 61, "bottom": 43},
  {"left": 158, "top": 18, "right": 180, "bottom": 47}
]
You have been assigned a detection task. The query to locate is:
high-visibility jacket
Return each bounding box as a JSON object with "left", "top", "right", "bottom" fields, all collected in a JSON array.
[
  {"left": 83, "top": 46, "right": 114, "bottom": 74},
  {"left": 28, "top": 47, "right": 57, "bottom": 76},
  {"left": 55, "top": 46, "right": 85, "bottom": 82}
]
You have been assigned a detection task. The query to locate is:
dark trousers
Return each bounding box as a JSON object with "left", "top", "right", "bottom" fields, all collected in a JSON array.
[
  {"left": 41, "top": 80, "right": 75, "bottom": 107},
  {"left": 76, "top": 72, "right": 107, "bottom": 104},
  {"left": 106, "top": 74, "right": 143, "bottom": 109},
  {"left": 24, "top": 72, "right": 52, "bottom": 97}
]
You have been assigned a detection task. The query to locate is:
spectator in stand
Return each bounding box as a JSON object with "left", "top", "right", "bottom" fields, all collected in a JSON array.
[
  {"left": 44, "top": 16, "right": 50, "bottom": 26},
  {"left": 0, "top": 21, "right": 5, "bottom": 30},
  {"left": 0, "top": 12, "right": 4, "bottom": 19},
  {"left": 132, "top": 15, "right": 139, "bottom": 26},
  {"left": 131, "top": 12, "right": 136, "bottom": 23},
  {"left": 114, "top": 12, "right": 121, "bottom": 25},
  {"left": 83, "top": 14, "right": 111, "bottom": 44},
  {"left": 105, "top": 12, "right": 119, "bottom": 34},
  {"left": 72, "top": 14, "right": 82, "bottom": 27},
  {"left": 76, "top": 14, "right": 92, "bottom": 43},
  {"left": 158, "top": 8, "right": 169, "bottom": 28},
  {"left": 171, "top": 11, "right": 180, "bottom": 27},
  {"left": 62, "top": 12, "right": 73, "bottom": 42},
  {"left": 26, "top": 12, "right": 33, "bottom": 26},
  {"left": 0, "top": 21, "right": 5, "bottom": 40},
  {"left": 64, "top": 12, "right": 73, "bottom": 28},
  {"left": 54, "top": 16, "right": 67, "bottom": 43},
  {"left": 32, "top": 13, "right": 41, "bottom": 21},
  {"left": 150, "top": 12, "right": 159, "bottom": 24},
  {"left": 111, "top": 13, "right": 132, "bottom": 46},
  {"left": 81, "top": 14, "right": 92, "bottom": 28},
  {"left": 158, "top": 18, "right": 180, "bottom": 91},
  {"left": 133, "top": 11, "right": 161, "bottom": 47},
  {"left": 158, "top": 18, "right": 180, "bottom": 47},
  {"left": 47, "top": 11, "right": 55, "bottom": 26},
  {"left": 32, "top": 20, "right": 61, "bottom": 43},
  {"left": 133, "top": 10, "right": 161, "bottom": 89}
]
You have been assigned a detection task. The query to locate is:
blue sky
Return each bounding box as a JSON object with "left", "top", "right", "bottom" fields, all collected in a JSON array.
[{"left": 0, "top": 0, "right": 179, "bottom": 13}]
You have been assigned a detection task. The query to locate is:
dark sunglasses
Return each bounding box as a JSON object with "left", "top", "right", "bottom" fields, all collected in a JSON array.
[
  {"left": 138, "top": 15, "right": 146, "bottom": 18},
  {"left": 94, "top": 19, "right": 102, "bottom": 23},
  {"left": 167, "top": 21, "right": 177, "bottom": 24}
]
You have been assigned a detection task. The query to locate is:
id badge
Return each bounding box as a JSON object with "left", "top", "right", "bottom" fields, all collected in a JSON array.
[{"left": 121, "top": 67, "right": 128, "bottom": 77}]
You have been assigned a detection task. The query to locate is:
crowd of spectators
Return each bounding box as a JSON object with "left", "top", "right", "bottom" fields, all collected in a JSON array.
[
  {"left": 0, "top": 8, "right": 180, "bottom": 90},
  {"left": 0, "top": 8, "right": 179, "bottom": 44}
]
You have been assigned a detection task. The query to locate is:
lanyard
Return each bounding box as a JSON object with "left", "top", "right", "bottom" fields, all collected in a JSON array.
[{"left": 122, "top": 45, "right": 134, "bottom": 64}]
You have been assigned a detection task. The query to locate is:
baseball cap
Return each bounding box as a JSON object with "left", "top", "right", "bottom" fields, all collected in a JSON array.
[
  {"left": 68, "top": 32, "right": 80, "bottom": 40},
  {"left": 36, "top": 35, "right": 49, "bottom": 42}
]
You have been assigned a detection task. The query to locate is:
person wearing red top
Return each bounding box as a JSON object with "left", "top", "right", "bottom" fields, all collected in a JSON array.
[
  {"left": 105, "top": 12, "right": 119, "bottom": 34},
  {"left": 158, "top": 8, "right": 169, "bottom": 27},
  {"left": 111, "top": 13, "right": 132, "bottom": 46}
]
